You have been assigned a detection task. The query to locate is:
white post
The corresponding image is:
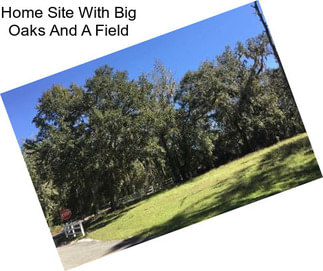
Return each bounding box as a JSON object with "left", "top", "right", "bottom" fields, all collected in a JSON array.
[
  {"left": 79, "top": 221, "right": 85, "bottom": 236},
  {"left": 71, "top": 223, "right": 76, "bottom": 237},
  {"left": 63, "top": 223, "right": 68, "bottom": 238}
]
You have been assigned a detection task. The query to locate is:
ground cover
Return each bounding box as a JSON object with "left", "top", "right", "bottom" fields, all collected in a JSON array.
[{"left": 87, "top": 133, "right": 321, "bottom": 241}]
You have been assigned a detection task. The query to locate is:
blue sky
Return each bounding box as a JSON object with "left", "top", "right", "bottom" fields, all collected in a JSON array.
[{"left": 1, "top": 2, "right": 277, "bottom": 146}]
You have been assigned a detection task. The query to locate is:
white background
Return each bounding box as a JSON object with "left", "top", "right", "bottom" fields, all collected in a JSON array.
[{"left": 0, "top": 0, "right": 322, "bottom": 270}]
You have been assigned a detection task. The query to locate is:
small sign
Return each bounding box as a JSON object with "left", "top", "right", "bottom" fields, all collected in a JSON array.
[{"left": 61, "top": 209, "right": 72, "bottom": 221}]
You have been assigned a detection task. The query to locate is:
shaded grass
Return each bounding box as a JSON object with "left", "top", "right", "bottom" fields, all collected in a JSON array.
[
  {"left": 87, "top": 133, "right": 321, "bottom": 242},
  {"left": 50, "top": 225, "right": 63, "bottom": 236}
]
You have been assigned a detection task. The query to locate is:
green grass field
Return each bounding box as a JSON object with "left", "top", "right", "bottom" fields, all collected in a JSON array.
[{"left": 87, "top": 133, "right": 321, "bottom": 241}]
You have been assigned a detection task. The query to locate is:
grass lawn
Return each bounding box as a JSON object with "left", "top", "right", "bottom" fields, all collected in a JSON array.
[
  {"left": 87, "top": 133, "right": 321, "bottom": 241},
  {"left": 50, "top": 225, "right": 63, "bottom": 236}
]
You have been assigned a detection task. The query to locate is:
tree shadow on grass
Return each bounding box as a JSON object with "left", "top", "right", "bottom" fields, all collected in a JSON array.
[
  {"left": 85, "top": 180, "right": 181, "bottom": 234},
  {"left": 85, "top": 187, "right": 175, "bottom": 233},
  {"left": 86, "top": 205, "right": 137, "bottom": 233},
  {"left": 106, "top": 135, "right": 322, "bottom": 254}
]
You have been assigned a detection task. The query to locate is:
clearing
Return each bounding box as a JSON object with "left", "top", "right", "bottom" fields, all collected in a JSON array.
[{"left": 85, "top": 133, "right": 321, "bottom": 242}]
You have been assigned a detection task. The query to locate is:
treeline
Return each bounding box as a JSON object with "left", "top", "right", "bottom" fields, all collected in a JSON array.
[{"left": 23, "top": 33, "right": 304, "bottom": 226}]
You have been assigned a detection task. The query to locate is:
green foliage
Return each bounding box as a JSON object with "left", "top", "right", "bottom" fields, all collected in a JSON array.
[
  {"left": 87, "top": 133, "right": 321, "bottom": 241},
  {"left": 23, "top": 34, "right": 308, "bottom": 226}
]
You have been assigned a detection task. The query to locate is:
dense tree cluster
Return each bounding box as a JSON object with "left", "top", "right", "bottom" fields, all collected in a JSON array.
[{"left": 23, "top": 34, "right": 304, "bottom": 226}]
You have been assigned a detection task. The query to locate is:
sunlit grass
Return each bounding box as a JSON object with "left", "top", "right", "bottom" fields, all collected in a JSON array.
[{"left": 87, "top": 133, "right": 321, "bottom": 241}]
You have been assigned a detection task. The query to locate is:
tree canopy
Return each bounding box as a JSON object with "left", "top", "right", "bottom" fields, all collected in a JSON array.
[{"left": 23, "top": 33, "right": 304, "bottom": 226}]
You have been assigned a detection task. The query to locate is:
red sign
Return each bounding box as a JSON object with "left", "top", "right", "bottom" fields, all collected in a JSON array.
[{"left": 60, "top": 209, "right": 72, "bottom": 221}]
